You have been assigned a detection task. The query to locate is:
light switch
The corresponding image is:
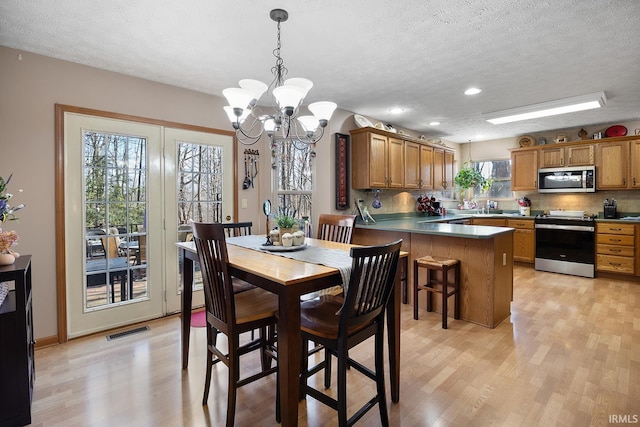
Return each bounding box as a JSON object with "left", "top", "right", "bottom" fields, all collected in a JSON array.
[{"left": 241, "top": 199, "right": 247, "bottom": 209}]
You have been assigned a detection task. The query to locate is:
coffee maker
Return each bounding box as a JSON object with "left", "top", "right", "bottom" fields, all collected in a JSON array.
[{"left": 604, "top": 199, "right": 617, "bottom": 219}]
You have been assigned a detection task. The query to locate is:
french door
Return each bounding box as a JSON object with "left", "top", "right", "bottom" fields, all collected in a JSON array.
[{"left": 63, "top": 112, "right": 235, "bottom": 338}]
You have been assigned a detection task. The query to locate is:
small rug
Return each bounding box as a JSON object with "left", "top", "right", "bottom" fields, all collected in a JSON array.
[{"left": 191, "top": 310, "right": 206, "bottom": 328}]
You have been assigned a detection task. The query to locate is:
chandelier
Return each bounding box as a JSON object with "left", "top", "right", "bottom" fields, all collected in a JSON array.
[{"left": 222, "top": 9, "right": 337, "bottom": 146}]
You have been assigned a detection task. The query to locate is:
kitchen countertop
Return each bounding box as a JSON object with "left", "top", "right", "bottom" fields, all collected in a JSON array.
[{"left": 355, "top": 214, "right": 516, "bottom": 239}]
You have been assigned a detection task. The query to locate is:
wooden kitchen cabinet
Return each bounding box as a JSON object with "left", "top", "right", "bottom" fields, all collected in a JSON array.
[
  {"left": 539, "top": 144, "right": 594, "bottom": 168},
  {"left": 596, "top": 222, "right": 636, "bottom": 275},
  {"left": 596, "top": 141, "right": 630, "bottom": 189},
  {"left": 420, "top": 144, "right": 434, "bottom": 190},
  {"left": 511, "top": 148, "right": 538, "bottom": 191},
  {"left": 472, "top": 218, "right": 507, "bottom": 226},
  {"left": 0, "top": 256, "right": 34, "bottom": 426},
  {"left": 433, "top": 147, "right": 454, "bottom": 191},
  {"left": 631, "top": 139, "right": 640, "bottom": 188},
  {"left": 471, "top": 217, "right": 535, "bottom": 263},
  {"left": 351, "top": 129, "right": 404, "bottom": 189},
  {"left": 351, "top": 127, "right": 453, "bottom": 191},
  {"left": 404, "top": 142, "right": 434, "bottom": 190},
  {"left": 507, "top": 219, "right": 535, "bottom": 263}
]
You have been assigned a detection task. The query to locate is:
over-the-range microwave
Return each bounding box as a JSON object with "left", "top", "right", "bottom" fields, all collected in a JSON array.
[{"left": 537, "top": 165, "right": 596, "bottom": 193}]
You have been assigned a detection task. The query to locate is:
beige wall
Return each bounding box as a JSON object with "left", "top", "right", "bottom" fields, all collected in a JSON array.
[{"left": 0, "top": 46, "right": 356, "bottom": 340}]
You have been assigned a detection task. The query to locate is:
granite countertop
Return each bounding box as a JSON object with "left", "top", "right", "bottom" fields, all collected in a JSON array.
[
  {"left": 595, "top": 217, "right": 640, "bottom": 223},
  {"left": 355, "top": 215, "right": 515, "bottom": 239}
]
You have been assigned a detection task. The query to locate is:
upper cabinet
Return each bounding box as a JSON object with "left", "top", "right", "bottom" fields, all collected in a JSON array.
[
  {"left": 596, "top": 140, "right": 629, "bottom": 189},
  {"left": 539, "top": 144, "right": 594, "bottom": 168},
  {"left": 595, "top": 139, "right": 640, "bottom": 190},
  {"left": 511, "top": 148, "right": 538, "bottom": 191},
  {"left": 631, "top": 139, "right": 640, "bottom": 189},
  {"left": 351, "top": 130, "right": 404, "bottom": 189},
  {"left": 511, "top": 135, "right": 640, "bottom": 192},
  {"left": 351, "top": 128, "right": 452, "bottom": 190},
  {"left": 433, "top": 147, "right": 455, "bottom": 191}
]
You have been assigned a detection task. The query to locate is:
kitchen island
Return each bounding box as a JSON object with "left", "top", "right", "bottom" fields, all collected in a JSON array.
[{"left": 352, "top": 216, "right": 515, "bottom": 328}]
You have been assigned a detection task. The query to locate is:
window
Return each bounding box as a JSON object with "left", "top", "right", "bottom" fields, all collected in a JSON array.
[
  {"left": 272, "top": 140, "right": 313, "bottom": 220},
  {"left": 471, "top": 159, "right": 512, "bottom": 198}
]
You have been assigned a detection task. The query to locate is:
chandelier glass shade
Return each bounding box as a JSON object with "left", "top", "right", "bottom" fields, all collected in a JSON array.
[{"left": 222, "top": 9, "right": 337, "bottom": 146}]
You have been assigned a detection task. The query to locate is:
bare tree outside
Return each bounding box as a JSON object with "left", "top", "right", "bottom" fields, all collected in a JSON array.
[
  {"left": 177, "top": 142, "right": 224, "bottom": 225},
  {"left": 273, "top": 140, "right": 313, "bottom": 222}
]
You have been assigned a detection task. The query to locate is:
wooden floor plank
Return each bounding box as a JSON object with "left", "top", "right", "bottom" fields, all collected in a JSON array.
[{"left": 30, "top": 265, "right": 640, "bottom": 426}]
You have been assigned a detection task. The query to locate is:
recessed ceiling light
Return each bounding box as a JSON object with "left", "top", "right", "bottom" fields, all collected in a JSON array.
[
  {"left": 464, "top": 88, "right": 482, "bottom": 95},
  {"left": 389, "top": 107, "right": 405, "bottom": 114},
  {"left": 429, "top": 121, "right": 440, "bottom": 126}
]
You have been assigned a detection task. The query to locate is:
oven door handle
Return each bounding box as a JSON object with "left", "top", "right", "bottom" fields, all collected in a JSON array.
[{"left": 535, "top": 223, "right": 594, "bottom": 232}]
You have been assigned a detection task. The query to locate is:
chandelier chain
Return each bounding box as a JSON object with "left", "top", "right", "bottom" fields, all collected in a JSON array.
[{"left": 272, "top": 19, "right": 287, "bottom": 87}]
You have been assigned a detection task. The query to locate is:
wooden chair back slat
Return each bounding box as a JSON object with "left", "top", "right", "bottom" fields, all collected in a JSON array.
[
  {"left": 223, "top": 221, "right": 253, "bottom": 238},
  {"left": 317, "top": 214, "right": 356, "bottom": 244}
]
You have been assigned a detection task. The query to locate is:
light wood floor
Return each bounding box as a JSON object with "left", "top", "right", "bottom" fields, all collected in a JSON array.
[{"left": 31, "top": 265, "right": 640, "bottom": 426}]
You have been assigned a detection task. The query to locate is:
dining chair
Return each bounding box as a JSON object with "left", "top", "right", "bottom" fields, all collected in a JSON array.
[
  {"left": 222, "top": 221, "right": 253, "bottom": 238},
  {"left": 309, "top": 214, "right": 357, "bottom": 359},
  {"left": 192, "top": 222, "right": 279, "bottom": 427},
  {"left": 299, "top": 239, "right": 402, "bottom": 427},
  {"left": 99, "top": 234, "right": 132, "bottom": 301},
  {"left": 317, "top": 214, "right": 357, "bottom": 244}
]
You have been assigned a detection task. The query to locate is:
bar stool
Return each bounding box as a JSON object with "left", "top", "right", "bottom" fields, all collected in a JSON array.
[{"left": 413, "top": 255, "right": 460, "bottom": 329}]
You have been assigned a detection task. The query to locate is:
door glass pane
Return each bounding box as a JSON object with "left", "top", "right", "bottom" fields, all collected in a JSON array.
[
  {"left": 83, "top": 131, "right": 148, "bottom": 310},
  {"left": 176, "top": 142, "right": 225, "bottom": 290},
  {"left": 177, "top": 142, "right": 224, "bottom": 224}
]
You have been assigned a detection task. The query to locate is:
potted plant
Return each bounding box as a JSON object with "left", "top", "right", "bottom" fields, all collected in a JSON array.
[
  {"left": 454, "top": 163, "right": 493, "bottom": 196},
  {"left": 276, "top": 214, "right": 298, "bottom": 238}
]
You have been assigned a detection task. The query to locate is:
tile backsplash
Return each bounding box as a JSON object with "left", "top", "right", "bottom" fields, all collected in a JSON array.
[{"left": 352, "top": 189, "right": 640, "bottom": 217}]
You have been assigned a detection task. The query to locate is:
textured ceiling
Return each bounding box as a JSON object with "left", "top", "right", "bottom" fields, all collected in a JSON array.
[{"left": 1, "top": 0, "right": 639, "bottom": 142}]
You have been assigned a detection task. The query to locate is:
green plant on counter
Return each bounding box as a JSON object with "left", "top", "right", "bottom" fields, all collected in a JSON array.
[{"left": 276, "top": 215, "right": 297, "bottom": 229}]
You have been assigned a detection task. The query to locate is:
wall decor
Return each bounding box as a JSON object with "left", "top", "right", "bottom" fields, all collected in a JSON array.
[{"left": 335, "top": 133, "right": 350, "bottom": 210}]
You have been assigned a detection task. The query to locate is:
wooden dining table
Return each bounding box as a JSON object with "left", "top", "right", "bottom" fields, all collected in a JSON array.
[{"left": 177, "top": 237, "right": 404, "bottom": 427}]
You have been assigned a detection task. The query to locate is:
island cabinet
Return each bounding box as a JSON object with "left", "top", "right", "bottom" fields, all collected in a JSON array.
[
  {"left": 510, "top": 148, "right": 538, "bottom": 191},
  {"left": 404, "top": 141, "right": 434, "bottom": 190},
  {"left": 539, "top": 144, "right": 594, "bottom": 168},
  {"left": 352, "top": 227, "right": 514, "bottom": 328},
  {"left": 351, "top": 129, "right": 404, "bottom": 189},
  {"left": 0, "top": 255, "right": 34, "bottom": 427}
]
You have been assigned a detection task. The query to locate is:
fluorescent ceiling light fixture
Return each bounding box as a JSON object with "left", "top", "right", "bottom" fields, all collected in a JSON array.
[
  {"left": 429, "top": 121, "right": 440, "bottom": 126},
  {"left": 389, "top": 107, "right": 405, "bottom": 114},
  {"left": 464, "top": 87, "right": 482, "bottom": 95},
  {"left": 484, "top": 91, "right": 607, "bottom": 125}
]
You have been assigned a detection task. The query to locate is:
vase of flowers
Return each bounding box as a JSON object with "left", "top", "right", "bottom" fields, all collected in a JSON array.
[{"left": 0, "top": 174, "right": 25, "bottom": 265}]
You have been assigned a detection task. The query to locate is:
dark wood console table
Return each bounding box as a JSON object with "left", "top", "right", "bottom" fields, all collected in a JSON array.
[{"left": 0, "top": 255, "right": 34, "bottom": 426}]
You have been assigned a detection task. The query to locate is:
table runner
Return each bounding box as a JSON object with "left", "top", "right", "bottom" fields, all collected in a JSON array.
[{"left": 226, "top": 235, "right": 352, "bottom": 294}]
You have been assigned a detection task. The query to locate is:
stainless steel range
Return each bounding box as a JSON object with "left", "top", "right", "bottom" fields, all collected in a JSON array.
[{"left": 534, "top": 214, "right": 595, "bottom": 278}]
